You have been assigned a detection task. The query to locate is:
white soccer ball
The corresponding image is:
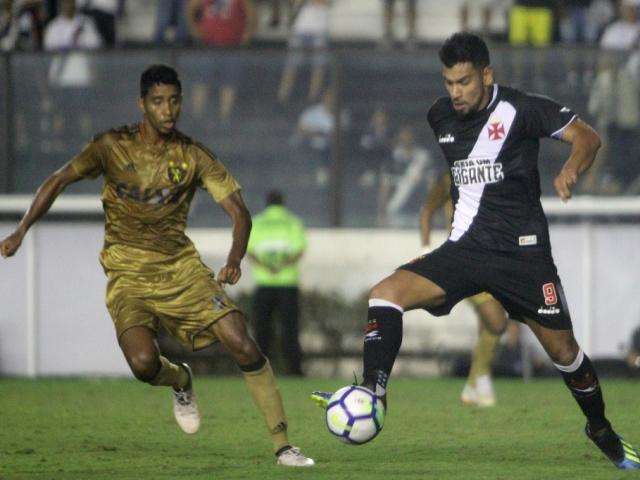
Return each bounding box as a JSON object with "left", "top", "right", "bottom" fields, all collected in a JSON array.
[{"left": 326, "top": 385, "right": 385, "bottom": 445}]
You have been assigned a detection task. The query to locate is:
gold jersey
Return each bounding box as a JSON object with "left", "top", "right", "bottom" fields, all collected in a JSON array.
[{"left": 70, "top": 124, "right": 240, "bottom": 273}]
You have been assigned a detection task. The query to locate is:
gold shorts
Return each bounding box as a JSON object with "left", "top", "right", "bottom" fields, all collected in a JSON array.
[
  {"left": 105, "top": 253, "right": 238, "bottom": 351},
  {"left": 468, "top": 292, "right": 495, "bottom": 307}
]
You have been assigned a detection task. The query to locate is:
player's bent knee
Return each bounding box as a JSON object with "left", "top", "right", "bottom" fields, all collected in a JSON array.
[
  {"left": 127, "top": 352, "right": 161, "bottom": 383},
  {"left": 369, "top": 282, "right": 403, "bottom": 306},
  {"left": 229, "top": 337, "right": 262, "bottom": 365},
  {"left": 548, "top": 344, "right": 580, "bottom": 367}
]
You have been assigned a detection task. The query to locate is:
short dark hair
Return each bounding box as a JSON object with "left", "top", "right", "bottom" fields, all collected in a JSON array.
[
  {"left": 140, "top": 65, "right": 182, "bottom": 98},
  {"left": 439, "top": 32, "right": 490, "bottom": 69},
  {"left": 266, "top": 190, "right": 284, "bottom": 206}
]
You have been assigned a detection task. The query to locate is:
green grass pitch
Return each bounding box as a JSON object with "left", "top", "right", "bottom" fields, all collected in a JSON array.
[{"left": 1, "top": 376, "right": 637, "bottom": 479}]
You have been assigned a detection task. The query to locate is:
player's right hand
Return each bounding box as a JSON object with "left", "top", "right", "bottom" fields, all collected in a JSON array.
[
  {"left": 0, "top": 230, "right": 24, "bottom": 258},
  {"left": 218, "top": 260, "right": 242, "bottom": 285}
]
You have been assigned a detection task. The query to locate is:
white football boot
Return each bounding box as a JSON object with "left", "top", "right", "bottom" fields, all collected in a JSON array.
[
  {"left": 460, "top": 382, "right": 478, "bottom": 405},
  {"left": 172, "top": 363, "right": 201, "bottom": 434},
  {"left": 461, "top": 375, "right": 496, "bottom": 408},
  {"left": 276, "top": 446, "right": 315, "bottom": 467}
]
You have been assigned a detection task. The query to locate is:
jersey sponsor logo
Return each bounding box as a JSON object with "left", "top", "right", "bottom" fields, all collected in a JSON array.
[
  {"left": 115, "top": 182, "right": 184, "bottom": 205},
  {"left": 487, "top": 121, "right": 505, "bottom": 140},
  {"left": 518, "top": 235, "right": 538, "bottom": 246},
  {"left": 542, "top": 282, "right": 558, "bottom": 305},
  {"left": 451, "top": 158, "right": 504, "bottom": 187},
  {"left": 438, "top": 133, "right": 455, "bottom": 144}
]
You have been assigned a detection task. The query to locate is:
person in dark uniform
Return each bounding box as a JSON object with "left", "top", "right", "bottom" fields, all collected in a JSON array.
[{"left": 312, "top": 32, "right": 640, "bottom": 471}]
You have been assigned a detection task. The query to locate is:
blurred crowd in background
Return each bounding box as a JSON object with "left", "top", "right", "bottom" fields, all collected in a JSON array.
[
  {"left": 3, "top": 0, "right": 640, "bottom": 228},
  {"left": 3, "top": 1, "right": 637, "bottom": 53}
]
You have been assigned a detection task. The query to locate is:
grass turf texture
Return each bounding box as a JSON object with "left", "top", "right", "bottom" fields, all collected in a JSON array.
[{"left": 1, "top": 377, "right": 637, "bottom": 480}]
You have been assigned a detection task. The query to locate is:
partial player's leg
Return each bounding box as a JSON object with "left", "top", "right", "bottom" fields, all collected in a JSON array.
[
  {"left": 525, "top": 318, "right": 640, "bottom": 470},
  {"left": 212, "top": 311, "right": 314, "bottom": 467},
  {"left": 462, "top": 295, "right": 508, "bottom": 407},
  {"left": 312, "top": 242, "right": 480, "bottom": 409},
  {"left": 311, "top": 270, "right": 448, "bottom": 407},
  {"left": 118, "top": 325, "right": 199, "bottom": 433},
  {"left": 360, "top": 269, "right": 447, "bottom": 400}
]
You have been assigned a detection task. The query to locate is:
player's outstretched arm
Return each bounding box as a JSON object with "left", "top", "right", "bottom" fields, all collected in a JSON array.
[
  {"left": 554, "top": 119, "right": 601, "bottom": 202},
  {"left": 0, "top": 163, "right": 83, "bottom": 258},
  {"left": 217, "top": 191, "right": 252, "bottom": 284},
  {"left": 419, "top": 173, "right": 451, "bottom": 247}
]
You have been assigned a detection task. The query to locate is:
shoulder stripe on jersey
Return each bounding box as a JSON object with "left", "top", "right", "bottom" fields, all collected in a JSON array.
[
  {"left": 450, "top": 100, "right": 517, "bottom": 242},
  {"left": 551, "top": 114, "right": 577, "bottom": 139}
]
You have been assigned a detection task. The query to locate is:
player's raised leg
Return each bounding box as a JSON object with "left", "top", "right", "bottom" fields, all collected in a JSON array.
[
  {"left": 312, "top": 268, "right": 447, "bottom": 409},
  {"left": 212, "top": 311, "right": 314, "bottom": 467},
  {"left": 462, "top": 296, "right": 507, "bottom": 407},
  {"left": 361, "top": 270, "right": 446, "bottom": 401},
  {"left": 118, "top": 325, "right": 199, "bottom": 434},
  {"left": 526, "top": 319, "right": 640, "bottom": 470}
]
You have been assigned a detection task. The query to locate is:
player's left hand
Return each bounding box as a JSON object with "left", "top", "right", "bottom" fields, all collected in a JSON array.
[
  {"left": 554, "top": 168, "right": 578, "bottom": 202},
  {"left": 218, "top": 261, "right": 241, "bottom": 285}
]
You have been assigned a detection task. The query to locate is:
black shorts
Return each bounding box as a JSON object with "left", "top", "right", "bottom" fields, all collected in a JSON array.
[{"left": 399, "top": 240, "right": 572, "bottom": 330}]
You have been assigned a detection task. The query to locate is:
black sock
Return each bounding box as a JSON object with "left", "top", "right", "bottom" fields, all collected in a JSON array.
[
  {"left": 557, "top": 351, "right": 608, "bottom": 432},
  {"left": 362, "top": 301, "right": 403, "bottom": 397}
]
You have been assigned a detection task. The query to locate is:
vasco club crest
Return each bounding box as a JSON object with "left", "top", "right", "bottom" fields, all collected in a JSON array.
[
  {"left": 488, "top": 121, "right": 505, "bottom": 141},
  {"left": 167, "top": 160, "right": 188, "bottom": 184}
]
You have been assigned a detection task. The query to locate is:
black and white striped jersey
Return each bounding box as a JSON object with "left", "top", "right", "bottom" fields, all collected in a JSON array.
[{"left": 427, "top": 84, "right": 576, "bottom": 252}]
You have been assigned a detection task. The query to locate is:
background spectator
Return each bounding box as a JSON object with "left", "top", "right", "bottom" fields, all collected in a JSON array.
[
  {"left": 586, "top": 0, "right": 617, "bottom": 40},
  {"left": 358, "top": 104, "right": 392, "bottom": 188},
  {"left": 379, "top": 125, "right": 434, "bottom": 226},
  {"left": 381, "top": 0, "right": 417, "bottom": 50},
  {"left": 154, "top": 0, "right": 190, "bottom": 45},
  {"left": 187, "top": 0, "right": 257, "bottom": 122},
  {"left": 259, "top": 0, "right": 294, "bottom": 29},
  {"left": 0, "top": 0, "right": 44, "bottom": 51},
  {"left": 509, "top": 0, "right": 556, "bottom": 47},
  {"left": 277, "top": 0, "right": 330, "bottom": 104},
  {"left": 291, "top": 89, "right": 349, "bottom": 187},
  {"left": 187, "top": 0, "right": 256, "bottom": 46},
  {"left": 76, "top": 0, "right": 122, "bottom": 47},
  {"left": 459, "top": 0, "right": 511, "bottom": 40},
  {"left": 43, "top": 0, "right": 102, "bottom": 148},
  {"left": 599, "top": 0, "right": 640, "bottom": 51}
]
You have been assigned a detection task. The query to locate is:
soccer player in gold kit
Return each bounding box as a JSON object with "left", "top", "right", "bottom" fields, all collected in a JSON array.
[{"left": 0, "top": 65, "right": 314, "bottom": 467}]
